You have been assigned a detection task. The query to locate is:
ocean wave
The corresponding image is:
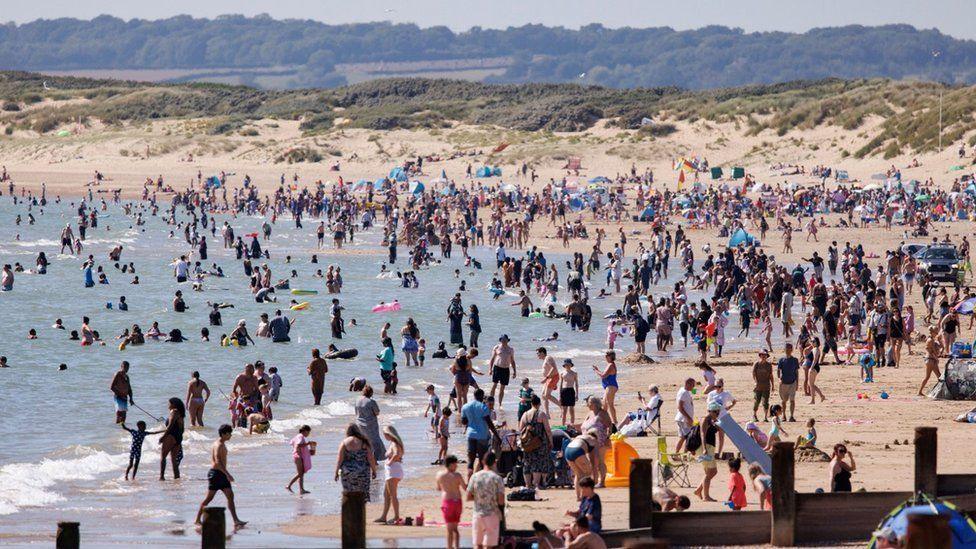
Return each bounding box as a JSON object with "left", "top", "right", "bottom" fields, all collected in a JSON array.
[
  {"left": 557, "top": 348, "right": 607, "bottom": 359},
  {"left": 0, "top": 447, "right": 127, "bottom": 516}
]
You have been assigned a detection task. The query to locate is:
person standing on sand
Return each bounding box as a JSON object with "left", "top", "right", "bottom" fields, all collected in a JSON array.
[
  {"left": 436, "top": 455, "right": 467, "bottom": 549},
  {"left": 919, "top": 326, "right": 943, "bottom": 396},
  {"left": 110, "top": 361, "right": 133, "bottom": 424},
  {"left": 194, "top": 424, "right": 247, "bottom": 528},
  {"left": 307, "top": 348, "right": 328, "bottom": 405},
  {"left": 776, "top": 343, "right": 799, "bottom": 422},
  {"left": 185, "top": 371, "right": 210, "bottom": 427},
  {"left": 468, "top": 452, "right": 505, "bottom": 549},
  {"left": 752, "top": 350, "right": 773, "bottom": 422}
]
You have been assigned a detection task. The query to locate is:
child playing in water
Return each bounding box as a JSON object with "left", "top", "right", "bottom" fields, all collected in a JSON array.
[
  {"left": 606, "top": 320, "right": 621, "bottom": 350},
  {"left": 286, "top": 425, "right": 313, "bottom": 494},
  {"left": 559, "top": 359, "right": 579, "bottom": 426},
  {"left": 435, "top": 407, "right": 452, "bottom": 465},
  {"left": 418, "top": 338, "right": 426, "bottom": 367},
  {"left": 122, "top": 421, "right": 162, "bottom": 480},
  {"left": 424, "top": 384, "right": 442, "bottom": 434}
]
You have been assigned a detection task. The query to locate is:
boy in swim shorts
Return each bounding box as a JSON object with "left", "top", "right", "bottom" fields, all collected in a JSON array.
[{"left": 436, "top": 455, "right": 466, "bottom": 549}]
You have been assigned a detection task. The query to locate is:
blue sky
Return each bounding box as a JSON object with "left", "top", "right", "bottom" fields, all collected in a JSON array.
[{"left": 4, "top": 0, "right": 975, "bottom": 39}]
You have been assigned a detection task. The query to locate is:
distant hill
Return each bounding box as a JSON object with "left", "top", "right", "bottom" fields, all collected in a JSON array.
[
  {"left": 2, "top": 72, "right": 975, "bottom": 158},
  {"left": 1, "top": 16, "right": 975, "bottom": 89}
]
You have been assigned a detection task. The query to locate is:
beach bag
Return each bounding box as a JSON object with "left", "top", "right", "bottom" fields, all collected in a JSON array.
[
  {"left": 506, "top": 487, "right": 536, "bottom": 502},
  {"left": 519, "top": 412, "right": 543, "bottom": 452},
  {"left": 684, "top": 426, "right": 702, "bottom": 453}
]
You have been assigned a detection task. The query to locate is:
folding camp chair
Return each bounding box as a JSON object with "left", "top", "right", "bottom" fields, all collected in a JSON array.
[
  {"left": 656, "top": 436, "right": 692, "bottom": 488},
  {"left": 645, "top": 398, "right": 663, "bottom": 436}
]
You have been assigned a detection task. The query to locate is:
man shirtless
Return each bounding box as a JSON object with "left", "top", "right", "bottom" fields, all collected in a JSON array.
[
  {"left": 488, "top": 335, "right": 517, "bottom": 407},
  {"left": 194, "top": 424, "right": 246, "bottom": 528},
  {"left": 537, "top": 347, "right": 560, "bottom": 416},
  {"left": 110, "top": 361, "right": 133, "bottom": 423},
  {"left": 919, "top": 326, "right": 943, "bottom": 396},
  {"left": 436, "top": 455, "right": 467, "bottom": 549},
  {"left": 307, "top": 348, "right": 328, "bottom": 405},
  {"left": 232, "top": 363, "right": 260, "bottom": 411}
]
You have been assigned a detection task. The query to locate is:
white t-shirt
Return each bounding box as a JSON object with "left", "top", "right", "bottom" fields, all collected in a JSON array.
[
  {"left": 675, "top": 388, "right": 694, "bottom": 424},
  {"left": 644, "top": 394, "right": 663, "bottom": 421},
  {"left": 707, "top": 390, "right": 734, "bottom": 416}
]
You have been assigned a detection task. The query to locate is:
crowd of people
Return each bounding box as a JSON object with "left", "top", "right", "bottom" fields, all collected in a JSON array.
[{"left": 3, "top": 156, "right": 976, "bottom": 547}]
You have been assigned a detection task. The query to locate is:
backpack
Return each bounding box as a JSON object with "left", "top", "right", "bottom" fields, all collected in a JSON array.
[{"left": 519, "top": 410, "right": 543, "bottom": 453}]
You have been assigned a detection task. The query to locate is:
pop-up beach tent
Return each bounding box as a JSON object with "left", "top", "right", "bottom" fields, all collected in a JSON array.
[
  {"left": 728, "top": 228, "right": 759, "bottom": 247},
  {"left": 869, "top": 494, "right": 976, "bottom": 548},
  {"left": 929, "top": 358, "right": 976, "bottom": 401}
]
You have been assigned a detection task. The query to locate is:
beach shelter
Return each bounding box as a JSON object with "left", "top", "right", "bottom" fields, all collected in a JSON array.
[
  {"left": 731, "top": 167, "right": 745, "bottom": 179},
  {"left": 476, "top": 166, "right": 493, "bottom": 178},
  {"left": 408, "top": 181, "right": 425, "bottom": 195},
  {"left": 868, "top": 495, "right": 976, "bottom": 548},
  {"left": 492, "top": 166, "right": 502, "bottom": 177},
  {"left": 710, "top": 167, "right": 723, "bottom": 180},
  {"left": 588, "top": 176, "right": 611, "bottom": 184},
  {"left": 568, "top": 195, "right": 586, "bottom": 211},
  {"left": 389, "top": 167, "right": 407, "bottom": 182},
  {"left": 930, "top": 358, "right": 976, "bottom": 400},
  {"left": 373, "top": 178, "right": 387, "bottom": 190},
  {"left": 728, "top": 228, "right": 758, "bottom": 247},
  {"left": 204, "top": 176, "right": 221, "bottom": 189},
  {"left": 431, "top": 169, "right": 449, "bottom": 185},
  {"left": 638, "top": 206, "right": 655, "bottom": 221}
]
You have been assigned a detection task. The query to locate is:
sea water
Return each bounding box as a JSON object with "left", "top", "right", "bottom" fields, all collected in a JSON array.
[{"left": 0, "top": 198, "right": 767, "bottom": 547}]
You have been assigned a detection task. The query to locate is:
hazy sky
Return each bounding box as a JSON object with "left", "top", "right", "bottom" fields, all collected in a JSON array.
[{"left": 4, "top": 0, "right": 975, "bottom": 39}]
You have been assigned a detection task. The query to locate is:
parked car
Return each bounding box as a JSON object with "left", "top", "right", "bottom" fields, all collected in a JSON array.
[{"left": 916, "top": 245, "right": 962, "bottom": 285}]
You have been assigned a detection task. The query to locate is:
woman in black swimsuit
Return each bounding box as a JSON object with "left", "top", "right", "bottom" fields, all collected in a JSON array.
[
  {"left": 828, "top": 443, "right": 856, "bottom": 492},
  {"left": 160, "top": 398, "right": 185, "bottom": 480}
]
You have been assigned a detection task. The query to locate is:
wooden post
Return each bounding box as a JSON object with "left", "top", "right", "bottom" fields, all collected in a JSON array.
[
  {"left": 906, "top": 513, "right": 951, "bottom": 549},
  {"left": 770, "top": 442, "right": 795, "bottom": 547},
  {"left": 630, "top": 458, "right": 655, "bottom": 529},
  {"left": 56, "top": 522, "right": 80, "bottom": 549},
  {"left": 200, "top": 506, "right": 225, "bottom": 549},
  {"left": 342, "top": 491, "right": 367, "bottom": 549},
  {"left": 914, "top": 427, "right": 938, "bottom": 495}
]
